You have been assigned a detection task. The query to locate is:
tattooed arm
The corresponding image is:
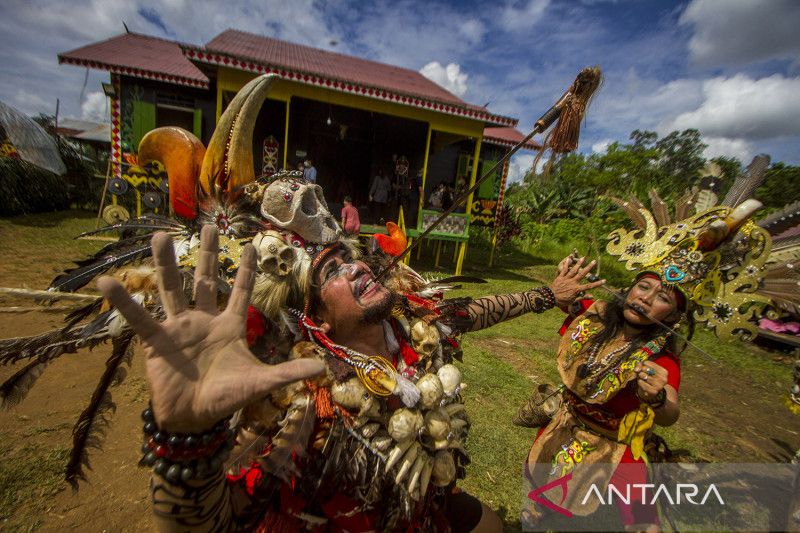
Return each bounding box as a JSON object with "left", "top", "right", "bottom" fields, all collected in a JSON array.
[
  {"left": 150, "top": 468, "right": 259, "bottom": 532},
  {"left": 440, "top": 257, "right": 605, "bottom": 333},
  {"left": 151, "top": 472, "right": 232, "bottom": 532}
]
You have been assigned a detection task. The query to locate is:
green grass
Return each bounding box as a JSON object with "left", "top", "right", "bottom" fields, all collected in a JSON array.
[
  {"left": 0, "top": 210, "right": 103, "bottom": 289},
  {"left": 0, "top": 434, "right": 69, "bottom": 531}
]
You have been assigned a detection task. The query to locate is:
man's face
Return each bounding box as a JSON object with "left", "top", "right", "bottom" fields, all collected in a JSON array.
[{"left": 313, "top": 248, "right": 392, "bottom": 331}]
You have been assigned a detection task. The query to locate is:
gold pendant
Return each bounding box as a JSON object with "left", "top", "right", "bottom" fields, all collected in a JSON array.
[{"left": 356, "top": 355, "right": 397, "bottom": 396}]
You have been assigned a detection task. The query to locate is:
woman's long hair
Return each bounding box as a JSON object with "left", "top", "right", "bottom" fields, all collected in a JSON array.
[{"left": 584, "top": 288, "right": 695, "bottom": 358}]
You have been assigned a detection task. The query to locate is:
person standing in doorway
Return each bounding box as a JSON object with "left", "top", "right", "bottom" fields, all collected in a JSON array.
[
  {"left": 403, "top": 169, "right": 423, "bottom": 229},
  {"left": 303, "top": 158, "right": 317, "bottom": 183},
  {"left": 369, "top": 169, "right": 391, "bottom": 223},
  {"left": 340, "top": 195, "right": 361, "bottom": 237}
]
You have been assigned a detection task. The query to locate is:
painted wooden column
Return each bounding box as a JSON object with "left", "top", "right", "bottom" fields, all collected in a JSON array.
[
  {"left": 419, "top": 125, "right": 432, "bottom": 221},
  {"left": 456, "top": 136, "right": 482, "bottom": 275},
  {"left": 283, "top": 98, "right": 291, "bottom": 170},
  {"left": 215, "top": 83, "right": 223, "bottom": 124}
]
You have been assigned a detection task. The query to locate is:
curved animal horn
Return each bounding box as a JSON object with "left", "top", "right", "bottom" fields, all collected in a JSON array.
[
  {"left": 199, "top": 74, "right": 278, "bottom": 194},
  {"left": 138, "top": 127, "right": 206, "bottom": 220}
]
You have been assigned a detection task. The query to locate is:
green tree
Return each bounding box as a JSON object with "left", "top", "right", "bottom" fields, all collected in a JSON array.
[
  {"left": 654, "top": 129, "right": 707, "bottom": 193},
  {"left": 755, "top": 162, "right": 800, "bottom": 209}
]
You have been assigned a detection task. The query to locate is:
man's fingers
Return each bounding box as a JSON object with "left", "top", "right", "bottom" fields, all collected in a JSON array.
[
  {"left": 194, "top": 226, "right": 219, "bottom": 313},
  {"left": 585, "top": 279, "right": 607, "bottom": 290},
  {"left": 568, "top": 257, "right": 585, "bottom": 277},
  {"left": 557, "top": 257, "right": 571, "bottom": 275},
  {"left": 227, "top": 244, "right": 257, "bottom": 319},
  {"left": 253, "top": 359, "right": 327, "bottom": 396},
  {"left": 152, "top": 232, "right": 187, "bottom": 317},
  {"left": 578, "top": 260, "right": 597, "bottom": 278},
  {"left": 97, "top": 276, "right": 163, "bottom": 342}
]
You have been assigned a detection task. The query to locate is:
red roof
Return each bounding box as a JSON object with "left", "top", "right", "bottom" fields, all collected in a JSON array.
[
  {"left": 58, "top": 30, "right": 517, "bottom": 127},
  {"left": 483, "top": 127, "right": 540, "bottom": 150},
  {"left": 187, "top": 29, "right": 515, "bottom": 127},
  {"left": 59, "top": 33, "right": 209, "bottom": 89},
  {"left": 209, "top": 30, "right": 466, "bottom": 105}
]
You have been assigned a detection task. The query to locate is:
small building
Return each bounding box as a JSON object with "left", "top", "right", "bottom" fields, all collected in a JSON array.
[{"left": 59, "top": 30, "right": 537, "bottom": 272}]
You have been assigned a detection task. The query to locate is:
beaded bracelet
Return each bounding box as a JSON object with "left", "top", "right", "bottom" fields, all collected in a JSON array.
[
  {"left": 529, "top": 286, "right": 557, "bottom": 313},
  {"left": 638, "top": 388, "right": 667, "bottom": 409},
  {"left": 139, "top": 404, "right": 236, "bottom": 485}
]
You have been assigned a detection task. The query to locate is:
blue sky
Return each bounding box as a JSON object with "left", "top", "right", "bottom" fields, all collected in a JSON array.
[{"left": 1, "top": 0, "right": 798, "bottom": 183}]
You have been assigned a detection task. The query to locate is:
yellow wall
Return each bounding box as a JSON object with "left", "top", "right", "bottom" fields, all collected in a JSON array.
[{"left": 216, "top": 67, "right": 485, "bottom": 139}]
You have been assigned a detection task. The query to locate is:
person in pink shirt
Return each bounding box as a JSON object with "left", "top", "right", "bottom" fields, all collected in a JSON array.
[{"left": 341, "top": 195, "right": 360, "bottom": 236}]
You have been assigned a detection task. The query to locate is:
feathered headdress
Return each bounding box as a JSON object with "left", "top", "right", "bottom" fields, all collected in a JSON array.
[{"left": 606, "top": 155, "right": 800, "bottom": 341}]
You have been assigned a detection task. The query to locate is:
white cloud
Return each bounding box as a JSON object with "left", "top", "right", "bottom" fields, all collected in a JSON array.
[
  {"left": 507, "top": 154, "right": 535, "bottom": 185},
  {"left": 703, "top": 136, "right": 753, "bottom": 163},
  {"left": 591, "top": 139, "right": 613, "bottom": 154},
  {"left": 347, "top": 2, "right": 486, "bottom": 69},
  {"left": 0, "top": 0, "right": 344, "bottom": 120},
  {"left": 420, "top": 62, "right": 468, "bottom": 97},
  {"left": 680, "top": 0, "right": 800, "bottom": 67},
  {"left": 500, "top": 0, "right": 550, "bottom": 32},
  {"left": 665, "top": 74, "right": 800, "bottom": 140},
  {"left": 81, "top": 91, "right": 108, "bottom": 122}
]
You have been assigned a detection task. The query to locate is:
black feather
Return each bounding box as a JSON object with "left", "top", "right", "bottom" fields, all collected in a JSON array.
[
  {"left": 0, "top": 322, "right": 112, "bottom": 365},
  {"left": 77, "top": 215, "right": 185, "bottom": 238},
  {"left": 49, "top": 243, "right": 153, "bottom": 293},
  {"left": 757, "top": 200, "right": 800, "bottom": 237},
  {"left": 0, "top": 330, "right": 64, "bottom": 364},
  {"left": 80, "top": 309, "right": 115, "bottom": 339},
  {"left": 0, "top": 355, "right": 51, "bottom": 408},
  {"left": 65, "top": 333, "right": 135, "bottom": 490},
  {"left": 62, "top": 297, "right": 104, "bottom": 331},
  {"left": 85, "top": 233, "right": 158, "bottom": 258}
]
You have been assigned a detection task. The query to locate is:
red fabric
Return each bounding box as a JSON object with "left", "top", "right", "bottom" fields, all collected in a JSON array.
[
  {"left": 340, "top": 204, "right": 360, "bottom": 235},
  {"left": 398, "top": 338, "right": 420, "bottom": 367},
  {"left": 227, "top": 463, "right": 264, "bottom": 497},
  {"left": 609, "top": 448, "right": 660, "bottom": 527},
  {"left": 321, "top": 492, "right": 379, "bottom": 531},
  {"left": 246, "top": 305, "right": 267, "bottom": 347},
  {"left": 558, "top": 299, "right": 594, "bottom": 336},
  {"left": 601, "top": 353, "right": 680, "bottom": 417}
]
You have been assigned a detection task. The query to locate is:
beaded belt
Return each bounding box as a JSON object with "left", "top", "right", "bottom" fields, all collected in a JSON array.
[{"left": 563, "top": 389, "right": 621, "bottom": 433}]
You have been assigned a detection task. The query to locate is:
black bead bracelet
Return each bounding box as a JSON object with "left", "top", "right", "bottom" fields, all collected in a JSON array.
[{"left": 139, "top": 404, "right": 235, "bottom": 485}]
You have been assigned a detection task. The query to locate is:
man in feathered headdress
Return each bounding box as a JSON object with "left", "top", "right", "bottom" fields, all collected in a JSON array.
[{"left": 35, "top": 74, "right": 602, "bottom": 532}]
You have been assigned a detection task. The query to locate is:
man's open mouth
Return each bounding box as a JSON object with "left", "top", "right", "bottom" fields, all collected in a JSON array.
[{"left": 355, "top": 275, "right": 377, "bottom": 298}]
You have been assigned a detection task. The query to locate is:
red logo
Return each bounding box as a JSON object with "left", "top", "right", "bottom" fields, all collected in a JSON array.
[{"left": 528, "top": 473, "right": 573, "bottom": 518}]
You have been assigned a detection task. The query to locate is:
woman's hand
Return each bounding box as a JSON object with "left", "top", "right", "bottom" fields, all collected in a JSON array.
[
  {"left": 549, "top": 256, "right": 606, "bottom": 309},
  {"left": 634, "top": 360, "right": 680, "bottom": 425},
  {"left": 97, "top": 225, "right": 325, "bottom": 434},
  {"left": 634, "top": 360, "right": 668, "bottom": 401}
]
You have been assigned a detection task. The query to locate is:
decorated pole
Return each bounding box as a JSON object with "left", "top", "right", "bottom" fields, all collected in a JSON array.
[{"left": 375, "top": 66, "right": 602, "bottom": 282}]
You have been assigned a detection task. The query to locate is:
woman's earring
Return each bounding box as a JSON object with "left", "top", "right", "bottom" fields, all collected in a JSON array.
[{"left": 672, "top": 314, "right": 686, "bottom": 332}]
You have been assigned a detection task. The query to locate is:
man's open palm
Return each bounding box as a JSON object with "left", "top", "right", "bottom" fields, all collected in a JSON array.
[{"left": 97, "top": 226, "right": 324, "bottom": 433}]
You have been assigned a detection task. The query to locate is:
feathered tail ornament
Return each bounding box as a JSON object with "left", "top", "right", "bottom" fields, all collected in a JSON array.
[{"left": 65, "top": 332, "right": 136, "bottom": 489}]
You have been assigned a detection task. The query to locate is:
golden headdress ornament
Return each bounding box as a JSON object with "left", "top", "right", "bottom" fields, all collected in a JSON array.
[{"left": 606, "top": 155, "right": 800, "bottom": 341}]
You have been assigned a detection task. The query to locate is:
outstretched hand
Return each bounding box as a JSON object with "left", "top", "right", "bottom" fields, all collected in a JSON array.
[
  {"left": 549, "top": 255, "right": 606, "bottom": 309},
  {"left": 97, "top": 225, "right": 325, "bottom": 434}
]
